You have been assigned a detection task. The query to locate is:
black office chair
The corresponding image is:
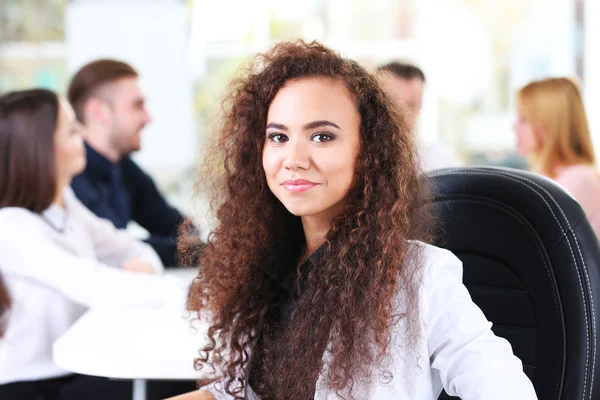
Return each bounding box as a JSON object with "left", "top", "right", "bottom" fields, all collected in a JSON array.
[{"left": 428, "top": 167, "right": 600, "bottom": 400}]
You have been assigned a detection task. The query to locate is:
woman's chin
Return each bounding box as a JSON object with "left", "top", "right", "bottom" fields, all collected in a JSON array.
[{"left": 283, "top": 204, "right": 317, "bottom": 218}]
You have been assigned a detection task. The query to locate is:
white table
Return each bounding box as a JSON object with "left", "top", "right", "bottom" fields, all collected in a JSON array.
[{"left": 53, "top": 271, "right": 210, "bottom": 400}]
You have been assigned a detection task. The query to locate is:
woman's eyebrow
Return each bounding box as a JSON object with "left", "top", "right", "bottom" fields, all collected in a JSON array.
[
  {"left": 266, "top": 120, "right": 342, "bottom": 131},
  {"left": 266, "top": 122, "right": 287, "bottom": 130},
  {"left": 303, "top": 120, "right": 341, "bottom": 130}
]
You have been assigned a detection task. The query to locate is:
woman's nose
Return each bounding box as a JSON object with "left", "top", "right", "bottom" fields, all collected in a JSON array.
[{"left": 282, "top": 139, "right": 310, "bottom": 170}]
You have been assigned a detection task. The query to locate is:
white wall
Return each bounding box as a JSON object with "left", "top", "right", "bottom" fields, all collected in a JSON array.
[{"left": 65, "top": 0, "right": 197, "bottom": 176}]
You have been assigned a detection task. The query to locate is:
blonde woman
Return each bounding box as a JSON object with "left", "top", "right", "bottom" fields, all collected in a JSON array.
[{"left": 513, "top": 77, "right": 600, "bottom": 237}]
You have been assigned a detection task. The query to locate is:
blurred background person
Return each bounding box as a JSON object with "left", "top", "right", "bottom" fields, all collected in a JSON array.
[
  {"left": 377, "top": 61, "right": 463, "bottom": 172},
  {"left": 0, "top": 89, "right": 193, "bottom": 400},
  {"left": 513, "top": 77, "right": 600, "bottom": 237},
  {"left": 67, "top": 59, "right": 196, "bottom": 267}
]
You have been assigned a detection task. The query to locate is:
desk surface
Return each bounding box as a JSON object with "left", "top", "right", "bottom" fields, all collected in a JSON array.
[{"left": 53, "top": 270, "right": 208, "bottom": 381}]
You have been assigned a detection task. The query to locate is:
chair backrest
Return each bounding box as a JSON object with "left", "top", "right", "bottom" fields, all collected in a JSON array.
[{"left": 428, "top": 167, "right": 600, "bottom": 400}]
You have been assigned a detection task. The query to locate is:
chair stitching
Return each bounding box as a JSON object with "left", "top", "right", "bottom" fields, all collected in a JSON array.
[{"left": 430, "top": 168, "right": 589, "bottom": 399}]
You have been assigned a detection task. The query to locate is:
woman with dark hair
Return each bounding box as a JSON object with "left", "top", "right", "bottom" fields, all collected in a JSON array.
[
  {"left": 178, "top": 41, "right": 537, "bottom": 400},
  {"left": 0, "top": 89, "right": 190, "bottom": 399}
]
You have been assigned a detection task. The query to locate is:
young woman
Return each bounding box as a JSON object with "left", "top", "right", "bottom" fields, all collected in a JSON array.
[
  {"left": 514, "top": 77, "right": 600, "bottom": 237},
  {"left": 183, "top": 41, "right": 537, "bottom": 400},
  {"left": 0, "top": 89, "right": 191, "bottom": 399}
]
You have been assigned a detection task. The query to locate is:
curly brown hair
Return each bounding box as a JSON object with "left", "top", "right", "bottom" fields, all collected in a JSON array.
[{"left": 186, "top": 40, "right": 432, "bottom": 399}]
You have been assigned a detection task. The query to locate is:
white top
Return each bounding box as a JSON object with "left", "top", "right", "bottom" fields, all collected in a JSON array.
[
  {"left": 204, "top": 243, "right": 538, "bottom": 400},
  {"left": 554, "top": 163, "right": 600, "bottom": 238},
  {"left": 0, "top": 188, "right": 188, "bottom": 385},
  {"left": 53, "top": 303, "right": 204, "bottom": 381}
]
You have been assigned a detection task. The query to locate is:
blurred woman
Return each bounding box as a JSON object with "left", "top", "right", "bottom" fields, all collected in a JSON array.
[
  {"left": 181, "top": 41, "right": 537, "bottom": 400},
  {"left": 0, "top": 89, "right": 190, "bottom": 399},
  {"left": 514, "top": 77, "right": 600, "bottom": 237}
]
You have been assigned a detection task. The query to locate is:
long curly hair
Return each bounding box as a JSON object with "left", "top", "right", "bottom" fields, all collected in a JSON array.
[{"left": 186, "top": 40, "right": 432, "bottom": 399}]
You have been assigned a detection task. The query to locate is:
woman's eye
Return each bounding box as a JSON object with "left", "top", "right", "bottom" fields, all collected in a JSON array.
[
  {"left": 312, "top": 132, "right": 334, "bottom": 143},
  {"left": 267, "top": 133, "right": 288, "bottom": 143}
]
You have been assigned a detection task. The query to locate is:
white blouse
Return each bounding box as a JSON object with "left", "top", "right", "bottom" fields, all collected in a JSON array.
[
  {"left": 204, "top": 243, "right": 538, "bottom": 399},
  {"left": 0, "top": 188, "right": 186, "bottom": 385}
]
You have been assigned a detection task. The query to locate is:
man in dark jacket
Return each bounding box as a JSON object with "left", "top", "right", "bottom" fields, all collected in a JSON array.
[{"left": 68, "top": 59, "right": 195, "bottom": 267}]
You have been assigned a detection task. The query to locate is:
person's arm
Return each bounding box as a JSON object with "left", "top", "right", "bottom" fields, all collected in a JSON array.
[
  {"left": 123, "top": 158, "right": 198, "bottom": 266},
  {"left": 423, "top": 247, "right": 538, "bottom": 399},
  {"left": 0, "top": 217, "right": 183, "bottom": 309},
  {"left": 144, "top": 235, "right": 178, "bottom": 267},
  {"left": 65, "top": 187, "right": 163, "bottom": 273},
  {"left": 70, "top": 173, "right": 96, "bottom": 212},
  {"left": 71, "top": 173, "right": 128, "bottom": 229}
]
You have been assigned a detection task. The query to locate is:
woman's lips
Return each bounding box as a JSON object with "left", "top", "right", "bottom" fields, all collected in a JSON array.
[{"left": 282, "top": 179, "right": 318, "bottom": 192}]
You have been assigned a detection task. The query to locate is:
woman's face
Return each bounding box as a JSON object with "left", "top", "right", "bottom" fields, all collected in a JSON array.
[
  {"left": 513, "top": 110, "right": 540, "bottom": 156},
  {"left": 263, "top": 77, "right": 361, "bottom": 222},
  {"left": 54, "top": 100, "right": 86, "bottom": 185}
]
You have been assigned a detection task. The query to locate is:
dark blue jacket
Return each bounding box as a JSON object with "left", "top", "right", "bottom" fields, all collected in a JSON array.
[{"left": 71, "top": 144, "right": 188, "bottom": 266}]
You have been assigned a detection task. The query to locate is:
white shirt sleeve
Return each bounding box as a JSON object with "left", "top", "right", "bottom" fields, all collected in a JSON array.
[
  {"left": 65, "top": 187, "right": 164, "bottom": 273},
  {"left": 199, "top": 381, "right": 235, "bottom": 400},
  {"left": 423, "top": 248, "right": 538, "bottom": 399},
  {"left": 0, "top": 216, "right": 183, "bottom": 309}
]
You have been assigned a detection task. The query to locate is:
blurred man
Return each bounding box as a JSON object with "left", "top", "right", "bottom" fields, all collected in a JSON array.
[
  {"left": 377, "top": 61, "right": 463, "bottom": 172},
  {"left": 68, "top": 59, "right": 194, "bottom": 267}
]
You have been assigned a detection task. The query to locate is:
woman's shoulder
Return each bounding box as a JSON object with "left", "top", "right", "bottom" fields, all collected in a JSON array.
[
  {"left": 408, "top": 241, "right": 462, "bottom": 278},
  {"left": 0, "top": 206, "right": 38, "bottom": 227},
  {"left": 0, "top": 207, "right": 44, "bottom": 249},
  {"left": 554, "top": 163, "right": 600, "bottom": 198},
  {"left": 401, "top": 241, "right": 464, "bottom": 305}
]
